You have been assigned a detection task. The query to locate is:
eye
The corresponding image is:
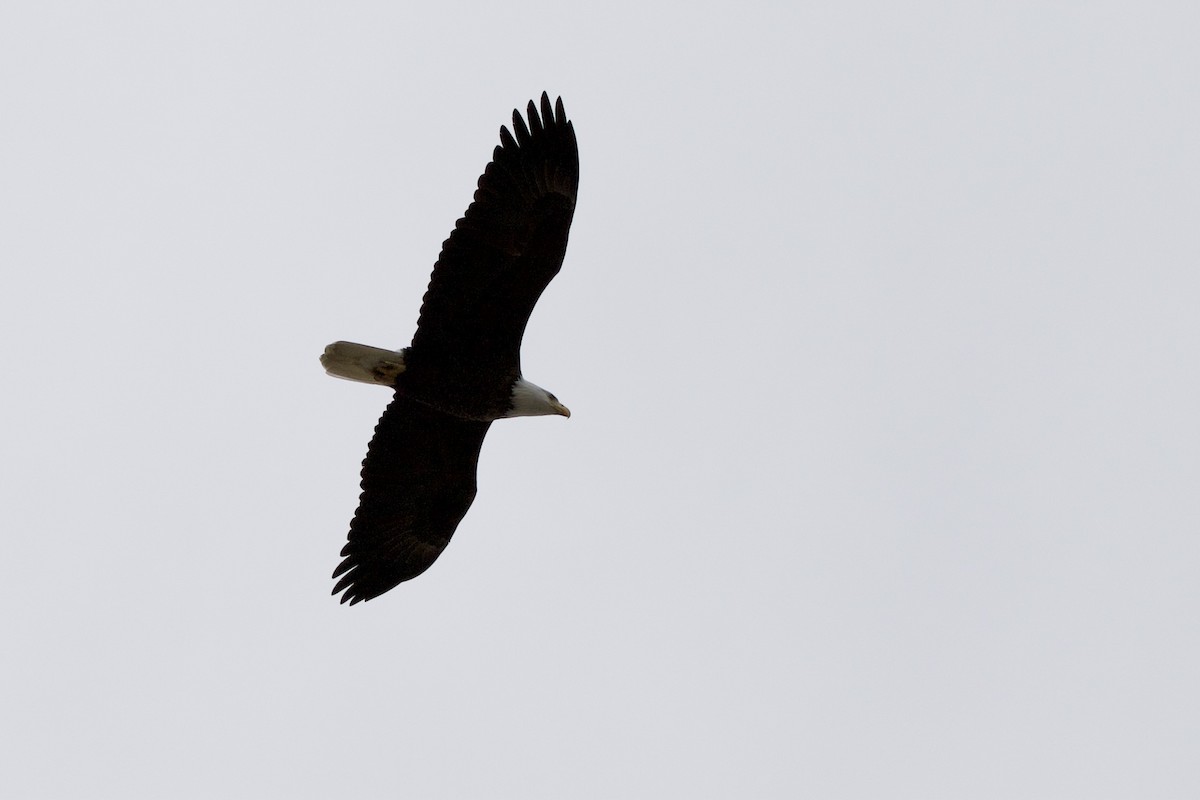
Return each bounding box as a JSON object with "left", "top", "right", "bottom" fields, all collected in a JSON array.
[{"left": 547, "top": 393, "right": 558, "bottom": 402}]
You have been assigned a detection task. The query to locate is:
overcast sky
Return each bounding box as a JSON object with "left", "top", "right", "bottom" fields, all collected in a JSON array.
[{"left": 2, "top": 3, "right": 1198, "bottom": 798}]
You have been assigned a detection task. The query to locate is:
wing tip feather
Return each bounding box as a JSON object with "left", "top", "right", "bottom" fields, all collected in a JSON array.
[
  {"left": 498, "top": 126, "right": 517, "bottom": 150},
  {"left": 511, "top": 108, "right": 531, "bottom": 146},
  {"left": 499, "top": 93, "right": 572, "bottom": 152}
]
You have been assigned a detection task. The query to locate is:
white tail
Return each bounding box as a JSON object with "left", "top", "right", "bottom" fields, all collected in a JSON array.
[{"left": 320, "top": 341, "right": 407, "bottom": 387}]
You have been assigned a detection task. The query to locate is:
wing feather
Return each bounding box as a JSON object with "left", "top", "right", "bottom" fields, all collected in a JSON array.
[
  {"left": 408, "top": 93, "right": 579, "bottom": 379},
  {"left": 331, "top": 396, "right": 492, "bottom": 604}
]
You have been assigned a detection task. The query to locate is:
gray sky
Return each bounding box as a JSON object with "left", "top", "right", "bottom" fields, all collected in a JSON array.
[{"left": 2, "top": 2, "right": 1198, "bottom": 797}]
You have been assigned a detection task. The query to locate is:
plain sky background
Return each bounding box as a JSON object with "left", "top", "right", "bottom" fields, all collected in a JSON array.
[{"left": 2, "top": 2, "right": 1198, "bottom": 798}]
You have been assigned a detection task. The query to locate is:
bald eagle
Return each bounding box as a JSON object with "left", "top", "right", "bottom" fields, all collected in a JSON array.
[{"left": 320, "top": 93, "right": 578, "bottom": 604}]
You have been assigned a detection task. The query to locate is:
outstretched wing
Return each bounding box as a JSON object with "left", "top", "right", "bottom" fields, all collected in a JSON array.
[
  {"left": 332, "top": 396, "right": 492, "bottom": 604},
  {"left": 409, "top": 93, "right": 579, "bottom": 380}
]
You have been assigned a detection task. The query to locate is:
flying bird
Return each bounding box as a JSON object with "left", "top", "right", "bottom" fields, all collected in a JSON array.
[{"left": 320, "top": 93, "right": 579, "bottom": 604}]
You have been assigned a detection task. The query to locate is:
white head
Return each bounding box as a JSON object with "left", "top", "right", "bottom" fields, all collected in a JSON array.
[{"left": 508, "top": 378, "right": 571, "bottom": 418}]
